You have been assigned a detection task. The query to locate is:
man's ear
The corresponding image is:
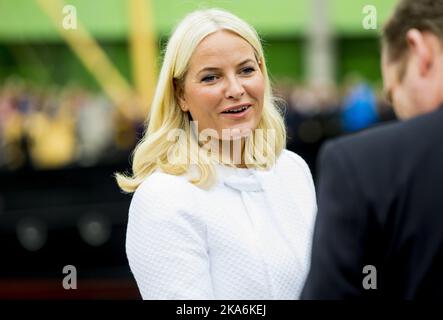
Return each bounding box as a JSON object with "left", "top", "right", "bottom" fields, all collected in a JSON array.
[{"left": 406, "top": 28, "right": 432, "bottom": 77}]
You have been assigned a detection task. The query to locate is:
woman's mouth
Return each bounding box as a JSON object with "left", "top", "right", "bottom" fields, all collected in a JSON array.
[{"left": 221, "top": 105, "right": 252, "bottom": 118}]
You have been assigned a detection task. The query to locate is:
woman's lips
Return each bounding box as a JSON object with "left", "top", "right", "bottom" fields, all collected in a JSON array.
[{"left": 220, "top": 105, "right": 252, "bottom": 119}]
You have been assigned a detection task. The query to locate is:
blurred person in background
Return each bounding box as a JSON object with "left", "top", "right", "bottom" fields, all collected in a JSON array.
[
  {"left": 0, "top": 80, "right": 33, "bottom": 170},
  {"left": 302, "top": 0, "right": 443, "bottom": 299},
  {"left": 26, "top": 86, "right": 77, "bottom": 169},
  {"left": 0, "top": 78, "right": 133, "bottom": 171},
  {"left": 341, "top": 82, "right": 379, "bottom": 132},
  {"left": 116, "top": 8, "right": 317, "bottom": 299}
]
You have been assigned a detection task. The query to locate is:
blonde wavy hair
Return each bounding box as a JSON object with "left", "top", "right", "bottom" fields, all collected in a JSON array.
[{"left": 116, "top": 8, "right": 286, "bottom": 192}]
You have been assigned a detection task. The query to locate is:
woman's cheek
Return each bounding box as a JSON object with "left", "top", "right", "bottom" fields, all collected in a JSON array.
[
  {"left": 248, "top": 77, "right": 265, "bottom": 102},
  {"left": 200, "top": 87, "right": 222, "bottom": 109}
]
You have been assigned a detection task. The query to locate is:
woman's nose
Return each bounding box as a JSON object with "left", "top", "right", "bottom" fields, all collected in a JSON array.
[{"left": 225, "top": 76, "right": 245, "bottom": 99}]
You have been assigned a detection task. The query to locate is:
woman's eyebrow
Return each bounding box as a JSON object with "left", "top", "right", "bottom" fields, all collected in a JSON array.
[{"left": 197, "top": 58, "right": 256, "bottom": 75}]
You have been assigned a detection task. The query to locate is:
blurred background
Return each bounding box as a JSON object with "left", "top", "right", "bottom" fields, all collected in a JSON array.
[{"left": 0, "top": 0, "right": 397, "bottom": 299}]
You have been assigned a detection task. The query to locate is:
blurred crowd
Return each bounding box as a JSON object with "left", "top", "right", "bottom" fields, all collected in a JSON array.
[
  {"left": 0, "top": 77, "right": 141, "bottom": 171},
  {"left": 276, "top": 79, "right": 396, "bottom": 174},
  {"left": 0, "top": 77, "right": 396, "bottom": 173}
]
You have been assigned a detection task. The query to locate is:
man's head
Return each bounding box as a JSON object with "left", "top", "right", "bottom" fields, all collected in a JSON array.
[{"left": 382, "top": 0, "right": 443, "bottom": 119}]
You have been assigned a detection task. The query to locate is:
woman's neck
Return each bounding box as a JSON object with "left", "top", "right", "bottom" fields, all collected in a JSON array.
[{"left": 218, "top": 138, "right": 246, "bottom": 168}]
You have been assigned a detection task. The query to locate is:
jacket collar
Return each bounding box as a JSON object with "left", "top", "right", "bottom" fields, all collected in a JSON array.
[{"left": 216, "top": 163, "right": 276, "bottom": 192}]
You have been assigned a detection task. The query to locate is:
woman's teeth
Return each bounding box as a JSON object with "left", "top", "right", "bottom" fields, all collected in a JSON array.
[{"left": 222, "top": 105, "right": 250, "bottom": 113}]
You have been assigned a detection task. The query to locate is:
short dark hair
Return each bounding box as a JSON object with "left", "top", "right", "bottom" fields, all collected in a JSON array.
[{"left": 382, "top": 0, "right": 443, "bottom": 63}]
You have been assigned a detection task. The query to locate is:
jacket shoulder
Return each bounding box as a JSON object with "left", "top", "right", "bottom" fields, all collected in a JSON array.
[
  {"left": 130, "top": 171, "right": 197, "bottom": 217},
  {"left": 280, "top": 149, "right": 311, "bottom": 174},
  {"left": 279, "top": 149, "right": 315, "bottom": 190},
  {"left": 329, "top": 108, "right": 443, "bottom": 156}
]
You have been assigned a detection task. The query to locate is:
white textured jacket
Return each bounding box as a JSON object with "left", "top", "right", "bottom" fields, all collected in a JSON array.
[{"left": 126, "top": 149, "right": 317, "bottom": 299}]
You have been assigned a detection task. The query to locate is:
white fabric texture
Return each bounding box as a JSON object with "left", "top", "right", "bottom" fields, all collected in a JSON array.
[{"left": 126, "top": 149, "right": 317, "bottom": 300}]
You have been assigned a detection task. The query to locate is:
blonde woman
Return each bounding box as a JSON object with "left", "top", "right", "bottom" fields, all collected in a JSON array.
[{"left": 116, "top": 8, "right": 317, "bottom": 300}]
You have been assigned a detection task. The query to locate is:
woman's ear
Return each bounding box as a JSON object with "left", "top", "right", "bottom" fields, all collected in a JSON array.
[
  {"left": 174, "top": 79, "right": 189, "bottom": 112},
  {"left": 257, "top": 57, "right": 263, "bottom": 72},
  {"left": 179, "top": 99, "right": 189, "bottom": 112}
]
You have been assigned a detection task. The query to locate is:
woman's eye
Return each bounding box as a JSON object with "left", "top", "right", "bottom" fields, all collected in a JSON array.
[
  {"left": 241, "top": 67, "right": 255, "bottom": 74},
  {"left": 201, "top": 75, "right": 218, "bottom": 82}
]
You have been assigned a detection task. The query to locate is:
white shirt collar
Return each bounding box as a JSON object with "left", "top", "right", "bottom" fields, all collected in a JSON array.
[{"left": 216, "top": 163, "right": 275, "bottom": 192}]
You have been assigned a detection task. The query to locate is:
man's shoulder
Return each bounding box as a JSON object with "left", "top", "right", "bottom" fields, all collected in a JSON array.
[
  {"left": 333, "top": 119, "right": 410, "bottom": 148},
  {"left": 325, "top": 107, "right": 443, "bottom": 159}
]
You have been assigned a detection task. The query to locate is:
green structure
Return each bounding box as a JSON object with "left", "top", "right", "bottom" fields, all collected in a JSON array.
[{"left": 0, "top": 0, "right": 397, "bottom": 88}]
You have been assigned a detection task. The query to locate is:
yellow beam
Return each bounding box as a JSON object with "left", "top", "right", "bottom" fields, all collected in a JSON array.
[
  {"left": 35, "top": 0, "right": 143, "bottom": 121},
  {"left": 129, "top": 0, "right": 158, "bottom": 116}
]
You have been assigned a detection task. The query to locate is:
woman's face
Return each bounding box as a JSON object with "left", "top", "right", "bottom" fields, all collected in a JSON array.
[{"left": 179, "top": 30, "right": 265, "bottom": 140}]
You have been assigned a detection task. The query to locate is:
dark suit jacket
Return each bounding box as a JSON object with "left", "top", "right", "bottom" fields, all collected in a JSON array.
[{"left": 301, "top": 105, "right": 443, "bottom": 299}]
